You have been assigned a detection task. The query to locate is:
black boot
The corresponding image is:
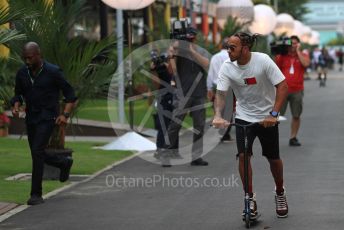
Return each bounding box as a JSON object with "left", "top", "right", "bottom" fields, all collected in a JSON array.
[
  {"left": 27, "top": 195, "right": 44, "bottom": 205},
  {"left": 190, "top": 158, "right": 208, "bottom": 166}
]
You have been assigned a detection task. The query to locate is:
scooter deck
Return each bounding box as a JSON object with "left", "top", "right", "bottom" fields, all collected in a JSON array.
[{"left": 242, "top": 213, "right": 261, "bottom": 222}]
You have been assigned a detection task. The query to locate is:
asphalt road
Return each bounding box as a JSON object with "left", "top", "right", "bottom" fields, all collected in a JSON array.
[{"left": 1, "top": 70, "right": 344, "bottom": 230}]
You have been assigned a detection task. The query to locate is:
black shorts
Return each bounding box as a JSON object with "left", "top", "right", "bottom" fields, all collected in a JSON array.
[{"left": 235, "top": 119, "right": 280, "bottom": 160}]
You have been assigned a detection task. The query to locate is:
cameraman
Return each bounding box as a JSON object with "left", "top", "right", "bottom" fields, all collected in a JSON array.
[
  {"left": 275, "top": 35, "right": 310, "bottom": 146},
  {"left": 150, "top": 47, "right": 177, "bottom": 159},
  {"left": 160, "top": 26, "right": 210, "bottom": 167}
]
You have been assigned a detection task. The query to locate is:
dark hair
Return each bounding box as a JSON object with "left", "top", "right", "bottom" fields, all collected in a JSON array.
[
  {"left": 233, "top": 32, "right": 260, "bottom": 50},
  {"left": 290, "top": 35, "right": 300, "bottom": 43},
  {"left": 221, "top": 37, "right": 230, "bottom": 49}
]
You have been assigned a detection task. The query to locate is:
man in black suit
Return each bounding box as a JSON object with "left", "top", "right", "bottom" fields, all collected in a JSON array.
[{"left": 11, "top": 42, "right": 77, "bottom": 205}]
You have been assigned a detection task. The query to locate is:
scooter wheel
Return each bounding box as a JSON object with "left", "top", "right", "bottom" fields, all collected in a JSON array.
[{"left": 245, "top": 214, "right": 251, "bottom": 228}]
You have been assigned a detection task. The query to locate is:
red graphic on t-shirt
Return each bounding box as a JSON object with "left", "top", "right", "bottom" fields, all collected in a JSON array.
[{"left": 244, "top": 77, "right": 257, "bottom": 85}]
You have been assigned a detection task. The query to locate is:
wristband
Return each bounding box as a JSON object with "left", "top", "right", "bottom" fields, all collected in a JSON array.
[
  {"left": 63, "top": 112, "right": 70, "bottom": 119},
  {"left": 269, "top": 111, "right": 279, "bottom": 118}
]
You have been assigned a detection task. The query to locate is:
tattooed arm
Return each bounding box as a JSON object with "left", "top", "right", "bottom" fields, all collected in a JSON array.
[{"left": 212, "top": 90, "right": 230, "bottom": 129}]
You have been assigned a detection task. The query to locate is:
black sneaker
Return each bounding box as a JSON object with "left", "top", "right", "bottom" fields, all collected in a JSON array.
[
  {"left": 160, "top": 153, "right": 172, "bottom": 167},
  {"left": 60, "top": 157, "right": 73, "bottom": 182},
  {"left": 242, "top": 193, "right": 258, "bottom": 220},
  {"left": 220, "top": 134, "right": 234, "bottom": 143},
  {"left": 289, "top": 137, "right": 301, "bottom": 146},
  {"left": 27, "top": 195, "right": 44, "bottom": 205},
  {"left": 153, "top": 151, "right": 161, "bottom": 160},
  {"left": 190, "top": 158, "right": 208, "bottom": 166},
  {"left": 170, "top": 152, "right": 183, "bottom": 159},
  {"left": 161, "top": 158, "right": 171, "bottom": 167}
]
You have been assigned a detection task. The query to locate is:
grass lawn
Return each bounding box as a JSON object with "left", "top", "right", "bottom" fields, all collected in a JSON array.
[
  {"left": 0, "top": 137, "right": 132, "bottom": 204},
  {"left": 76, "top": 99, "right": 111, "bottom": 122},
  {"left": 76, "top": 99, "right": 214, "bottom": 129}
]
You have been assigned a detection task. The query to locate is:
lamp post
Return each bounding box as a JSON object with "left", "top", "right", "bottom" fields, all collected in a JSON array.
[
  {"left": 301, "top": 25, "right": 312, "bottom": 44},
  {"left": 99, "top": 0, "right": 157, "bottom": 152},
  {"left": 309, "top": 31, "right": 320, "bottom": 45},
  {"left": 101, "top": 0, "right": 155, "bottom": 128},
  {"left": 291, "top": 20, "right": 304, "bottom": 38},
  {"left": 216, "top": 0, "right": 254, "bottom": 29},
  {"left": 273, "top": 13, "right": 294, "bottom": 37},
  {"left": 116, "top": 9, "right": 124, "bottom": 124},
  {"left": 248, "top": 4, "right": 276, "bottom": 52},
  {"left": 249, "top": 4, "right": 277, "bottom": 35},
  {"left": 273, "top": 0, "right": 278, "bottom": 13},
  {"left": 101, "top": 0, "right": 155, "bottom": 10}
]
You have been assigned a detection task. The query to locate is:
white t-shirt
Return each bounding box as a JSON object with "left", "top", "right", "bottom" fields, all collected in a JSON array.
[
  {"left": 207, "top": 49, "right": 229, "bottom": 90},
  {"left": 217, "top": 52, "right": 285, "bottom": 122}
]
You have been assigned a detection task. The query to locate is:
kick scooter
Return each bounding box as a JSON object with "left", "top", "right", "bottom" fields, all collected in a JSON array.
[
  {"left": 319, "top": 73, "right": 326, "bottom": 87},
  {"left": 230, "top": 122, "right": 261, "bottom": 228}
]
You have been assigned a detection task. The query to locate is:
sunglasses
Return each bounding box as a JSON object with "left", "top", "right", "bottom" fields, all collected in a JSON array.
[{"left": 225, "top": 45, "right": 246, "bottom": 52}]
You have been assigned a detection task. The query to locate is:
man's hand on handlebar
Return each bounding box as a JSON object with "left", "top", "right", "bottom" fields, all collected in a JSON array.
[
  {"left": 261, "top": 115, "right": 278, "bottom": 128},
  {"left": 212, "top": 116, "right": 230, "bottom": 129}
]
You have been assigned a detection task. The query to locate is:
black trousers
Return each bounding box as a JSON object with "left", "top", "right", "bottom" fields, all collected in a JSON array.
[
  {"left": 154, "top": 92, "right": 179, "bottom": 149},
  {"left": 27, "top": 120, "right": 66, "bottom": 196},
  {"left": 164, "top": 96, "right": 205, "bottom": 160}
]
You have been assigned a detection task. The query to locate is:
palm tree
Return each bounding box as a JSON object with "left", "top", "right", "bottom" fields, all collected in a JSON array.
[
  {"left": 0, "top": 6, "right": 27, "bottom": 47},
  {"left": 221, "top": 16, "right": 248, "bottom": 39},
  {"left": 9, "top": 0, "right": 116, "bottom": 149},
  {"left": 0, "top": 4, "right": 38, "bottom": 105}
]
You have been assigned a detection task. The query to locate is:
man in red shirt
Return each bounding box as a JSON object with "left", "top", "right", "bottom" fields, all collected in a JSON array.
[{"left": 275, "top": 35, "right": 310, "bottom": 146}]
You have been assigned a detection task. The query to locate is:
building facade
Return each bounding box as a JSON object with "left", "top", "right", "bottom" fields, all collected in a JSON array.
[{"left": 304, "top": 0, "right": 344, "bottom": 45}]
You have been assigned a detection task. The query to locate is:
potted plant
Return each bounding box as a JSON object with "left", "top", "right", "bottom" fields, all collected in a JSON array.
[{"left": 0, "top": 99, "right": 10, "bottom": 137}]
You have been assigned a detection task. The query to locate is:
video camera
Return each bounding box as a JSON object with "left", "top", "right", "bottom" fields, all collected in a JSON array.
[
  {"left": 150, "top": 50, "right": 169, "bottom": 68},
  {"left": 270, "top": 37, "right": 292, "bottom": 55},
  {"left": 170, "top": 19, "right": 197, "bottom": 41}
]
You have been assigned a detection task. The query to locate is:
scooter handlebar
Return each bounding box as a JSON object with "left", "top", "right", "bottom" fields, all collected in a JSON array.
[
  {"left": 210, "top": 121, "right": 279, "bottom": 129},
  {"left": 229, "top": 122, "right": 261, "bottom": 128}
]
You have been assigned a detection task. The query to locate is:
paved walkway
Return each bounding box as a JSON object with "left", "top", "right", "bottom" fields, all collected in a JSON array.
[
  {"left": 0, "top": 203, "right": 19, "bottom": 216},
  {"left": 1, "top": 69, "right": 344, "bottom": 229}
]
